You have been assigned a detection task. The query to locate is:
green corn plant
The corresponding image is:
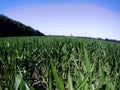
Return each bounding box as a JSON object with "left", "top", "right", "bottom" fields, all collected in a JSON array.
[
  {"left": 0, "top": 36, "right": 120, "bottom": 90},
  {"left": 50, "top": 59, "right": 65, "bottom": 90},
  {"left": 68, "top": 68, "right": 74, "bottom": 90}
]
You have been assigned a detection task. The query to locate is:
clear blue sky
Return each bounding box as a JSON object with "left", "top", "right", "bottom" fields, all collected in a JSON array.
[{"left": 0, "top": 0, "right": 120, "bottom": 40}]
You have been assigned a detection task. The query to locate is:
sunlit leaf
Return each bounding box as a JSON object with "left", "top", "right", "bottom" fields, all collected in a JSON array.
[
  {"left": 51, "top": 59, "right": 65, "bottom": 90},
  {"left": 15, "top": 74, "right": 22, "bottom": 90},
  {"left": 68, "top": 69, "right": 74, "bottom": 90}
]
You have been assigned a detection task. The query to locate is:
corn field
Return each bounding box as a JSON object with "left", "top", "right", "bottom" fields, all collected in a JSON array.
[{"left": 0, "top": 36, "right": 120, "bottom": 90}]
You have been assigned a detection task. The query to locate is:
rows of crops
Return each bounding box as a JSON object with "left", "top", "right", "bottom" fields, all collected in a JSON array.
[{"left": 0, "top": 36, "right": 120, "bottom": 90}]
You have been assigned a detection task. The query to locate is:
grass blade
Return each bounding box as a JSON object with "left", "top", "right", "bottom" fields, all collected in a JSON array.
[
  {"left": 20, "top": 79, "right": 26, "bottom": 90},
  {"left": 106, "top": 83, "right": 115, "bottom": 90},
  {"left": 68, "top": 69, "right": 74, "bottom": 90},
  {"left": 76, "top": 72, "right": 91, "bottom": 90},
  {"left": 83, "top": 47, "right": 91, "bottom": 73},
  {"left": 25, "top": 83, "right": 30, "bottom": 90},
  {"left": 15, "top": 74, "right": 22, "bottom": 90},
  {"left": 51, "top": 59, "right": 65, "bottom": 90},
  {"left": 0, "top": 86, "right": 2, "bottom": 90}
]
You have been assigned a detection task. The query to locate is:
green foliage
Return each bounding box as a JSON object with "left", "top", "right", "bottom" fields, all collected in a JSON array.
[
  {"left": 0, "top": 36, "right": 120, "bottom": 90},
  {"left": 68, "top": 68, "right": 74, "bottom": 90},
  {"left": 50, "top": 59, "right": 65, "bottom": 90}
]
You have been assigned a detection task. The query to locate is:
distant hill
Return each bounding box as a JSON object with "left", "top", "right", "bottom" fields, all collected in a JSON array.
[{"left": 0, "top": 15, "right": 45, "bottom": 37}]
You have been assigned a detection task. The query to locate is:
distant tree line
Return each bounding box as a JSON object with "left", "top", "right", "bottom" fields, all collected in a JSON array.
[
  {"left": 0, "top": 15, "right": 45, "bottom": 37},
  {"left": 77, "top": 36, "right": 120, "bottom": 43},
  {"left": 104, "top": 38, "right": 120, "bottom": 43}
]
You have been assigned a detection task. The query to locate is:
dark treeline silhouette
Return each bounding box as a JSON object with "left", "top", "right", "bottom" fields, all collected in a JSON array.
[
  {"left": 76, "top": 36, "right": 120, "bottom": 43},
  {"left": 104, "top": 38, "right": 120, "bottom": 43},
  {"left": 1, "top": 15, "right": 119, "bottom": 43},
  {"left": 0, "top": 15, "right": 45, "bottom": 37}
]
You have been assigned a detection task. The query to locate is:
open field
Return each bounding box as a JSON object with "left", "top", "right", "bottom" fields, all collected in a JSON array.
[{"left": 0, "top": 36, "right": 120, "bottom": 90}]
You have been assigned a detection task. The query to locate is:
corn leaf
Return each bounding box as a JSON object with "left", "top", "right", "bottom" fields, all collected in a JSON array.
[
  {"left": 51, "top": 59, "right": 65, "bottom": 90},
  {"left": 68, "top": 69, "right": 74, "bottom": 90},
  {"left": 83, "top": 47, "right": 91, "bottom": 73},
  {"left": 15, "top": 74, "right": 22, "bottom": 90}
]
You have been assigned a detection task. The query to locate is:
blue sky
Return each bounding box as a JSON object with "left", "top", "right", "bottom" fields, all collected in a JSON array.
[{"left": 0, "top": 0, "right": 120, "bottom": 40}]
